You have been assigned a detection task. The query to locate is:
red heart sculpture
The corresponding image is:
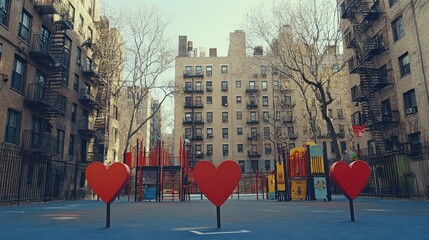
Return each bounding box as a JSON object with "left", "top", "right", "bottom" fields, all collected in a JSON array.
[
  {"left": 193, "top": 160, "right": 241, "bottom": 207},
  {"left": 330, "top": 160, "right": 370, "bottom": 200},
  {"left": 85, "top": 162, "right": 131, "bottom": 204}
]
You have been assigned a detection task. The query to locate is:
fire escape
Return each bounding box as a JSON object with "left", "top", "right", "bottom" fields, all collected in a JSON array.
[
  {"left": 183, "top": 67, "right": 204, "bottom": 168},
  {"left": 342, "top": 0, "right": 399, "bottom": 155},
  {"left": 246, "top": 77, "right": 261, "bottom": 159},
  {"left": 24, "top": 0, "right": 73, "bottom": 154}
]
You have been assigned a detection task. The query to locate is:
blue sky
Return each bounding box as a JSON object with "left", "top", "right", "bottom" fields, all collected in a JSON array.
[{"left": 102, "top": 0, "right": 275, "bottom": 56}]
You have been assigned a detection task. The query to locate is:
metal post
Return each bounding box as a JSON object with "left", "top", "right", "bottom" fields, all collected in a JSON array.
[
  {"left": 157, "top": 140, "right": 161, "bottom": 202},
  {"left": 349, "top": 199, "right": 355, "bottom": 222},
  {"left": 106, "top": 203, "right": 111, "bottom": 228},
  {"left": 216, "top": 206, "right": 221, "bottom": 229},
  {"left": 134, "top": 139, "right": 139, "bottom": 202}
]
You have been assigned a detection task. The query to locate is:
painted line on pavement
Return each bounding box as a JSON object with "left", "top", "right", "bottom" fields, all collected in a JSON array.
[{"left": 190, "top": 230, "right": 250, "bottom": 235}]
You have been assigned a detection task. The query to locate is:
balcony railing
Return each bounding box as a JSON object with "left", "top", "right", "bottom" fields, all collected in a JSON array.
[
  {"left": 183, "top": 70, "right": 204, "bottom": 78},
  {"left": 245, "top": 87, "right": 259, "bottom": 94},
  {"left": 283, "top": 116, "right": 294, "bottom": 123},
  {"left": 287, "top": 132, "right": 298, "bottom": 139},
  {"left": 248, "top": 150, "right": 261, "bottom": 158},
  {"left": 82, "top": 61, "right": 99, "bottom": 77},
  {"left": 184, "top": 102, "right": 204, "bottom": 109},
  {"left": 78, "top": 120, "right": 95, "bottom": 138},
  {"left": 22, "top": 130, "right": 56, "bottom": 154},
  {"left": 246, "top": 101, "right": 258, "bottom": 109},
  {"left": 247, "top": 134, "right": 259, "bottom": 141},
  {"left": 182, "top": 118, "right": 204, "bottom": 125},
  {"left": 79, "top": 88, "right": 101, "bottom": 109},
  {"left": 246, "top": 118, "right": 259, "bottom": 125}
]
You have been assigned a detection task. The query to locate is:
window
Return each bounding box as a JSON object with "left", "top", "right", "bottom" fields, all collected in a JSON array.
[
  {"left": 195, "top": 112, "right": 202, "bottom": 122},
  {"left": 71, "top": 103, "right": 77, "bottom": 123},
  {"left": 0, "top": 0, "right": 10, "bottom": 26},
  {"left": 236, "top": 96, "right": 242, "bottom": 103},
  {"left": 196, "top": 66, "right": 202, "bottom": 75},
  {"left": 68, "top": 3, "right": 75, "bottom": 22},
  {"left": 195, "top": 96, "right": 202, "bottom": 106},
  {"left": 207, "top": 112, "right": 213, "bottom": 122},
  {"left": 262, "top": 81, "right": 268, "bottom": 90},
  {"left": 250, "top": 111, "right": 257, "bottom": 121},
  {"left": 59, "top": 95, "right": 67, "bottom": 112},
  {"left": 398, "top": 52, "right": 410, "bottom": 76},
  {"left": 184, "top": 82, "right": 192, "bottom": 92},
  {"left": 236, "top": 80, "right": 241, "bottom": 88},
  {"left": 250, "top": 127, "right": 258, "bottom": 138},
  {"left": 185, "top": 112, "right": 192, "bottom": 122},
  {"left": 262, "top": 96, "right": 269, "bottom": 106},
  {"left": 207, "top": 128, "right": 213, "bottom": 138},
  {"left": 381, "top": 99, "right": 392, "bottom": 121},
  {"left": 185, "top": 66, "right": 192, "bottom": 74},
  {"left": 261, "top": 66, "right": 268, "bottom": 77},
  {"left": 195, "top": 128, "right": 203, "bottom": 139},
  {"left": 222, "top": 144, "right": 229, "bottom": 156},
  {"left": 79, "top": 15, "right": 84, "bottom": 34},
  {"left": 392, "top": 15, "right": 405, "bottom": 41},
  {"left": 238, "top": 144, "right": 243, "bottom": 153},
  {"left": 221, "top": 65, "right": 228, "bottom": 74},
  {"left": 222, "top": 112, "right": 228, "bottom": 122},
  {"left": 206, "top": 144, "right": 213, "bottom": 156},
  {"left": 408, "top": 132, "right": 421, "bottom": 155},
  {"left": 207, "top": 96, "right": 212, "bottom": 104},
  {"left": 239, "top": 161, "right": 245, "bottom": 173},
  {"left": 11, "top": 56, "right": 26, "bottom": 92},
  {"left": 62, "top": 71, "right": 69, "bottom": 86},
  {"left": 275, "top": 111, "right": 280, "bottom": 120},
  {"left": 113, "top": 105, "right": 119, "bottom": 120},
  {"left": 69, "top": 135, "right": 75, "bottom": 156},
  {"left": 206, "top": 81, "right": 213, "bottom": 91},
  {"left": 403, "top": 89, "right": 418, "bottom": 115},
  {"left": 73, "top": 74, "right": 79, "bottom": 92},
  {"left": 5, "top": 109, "right": 21, "bottom": 144},
  {"left": 56, "top": 129, "right": 65, "bottom": 156},
  {"left": 18, "top": 11, "right": 31, "bottom": 41},
  {"left": 221, "top": 81, "right": 228, "bottom": 91},
  {"left": 236, "top": 111, "right": 242, "bottom": 120},
  {"left": 389, "top": 0, "right": 398, "bottom": 7},
  {"left": 87, "top": 27, "right": 93, "bottom": 41},
  {"left": 222, "top": 128, "right": 229, "bottom": 138},
  {"left": 264, "top": 127, "right": 270, "bottom": 137},
  {"left": 237, "top": 127, "right": 243, "bottom": 135},
  {"left": 184, "top": 128, "right": 191, "bottom": 139},
  {"left": 195, "top": 82, "right": 202, "bottom": 91},
  {"left": 265, "top": 160, "right": 271, "bottom": 172},
  {"left": 263, "top": 112, "right": 269, "bottom": 122},
  {"left": 265, "top": 143, "right": 272, "bottom": 154},
  {"left": 222, "top": 96, "right": 228, "bottom": 106},
  {"left": 206, "top": 66, "right": 212, "bottom": 76},
  {"left": 251, "top": 160, "right": 258, "bottom": 173},
  {"left": 249, "top": 81, "right": 256, "bottom": 90},
  {"left": 340, "top": 141, "right": 347, "bottom": 154},
  {"left": 273, "top": 80, "right": 279, "bottom": 90},
  {"left": 64, "top": 36, "right": 71, "bottom": 67}
]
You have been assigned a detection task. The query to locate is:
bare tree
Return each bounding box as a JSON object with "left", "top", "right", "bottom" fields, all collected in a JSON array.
[
  {"left": 103, "top": 6, "right": 176, "bottom": 154},
  {"left": 245, "top": 0, "right": 347, "bottom": 161}
]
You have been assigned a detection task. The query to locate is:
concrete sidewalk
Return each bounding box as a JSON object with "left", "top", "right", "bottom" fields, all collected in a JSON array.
[{"left": 0, "top": 196, "right": 428, "bottom": 239}]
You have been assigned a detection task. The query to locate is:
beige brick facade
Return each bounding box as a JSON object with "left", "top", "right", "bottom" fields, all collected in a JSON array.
[{"left": 174, "top": 31, "right": 351, "bottom": 173}]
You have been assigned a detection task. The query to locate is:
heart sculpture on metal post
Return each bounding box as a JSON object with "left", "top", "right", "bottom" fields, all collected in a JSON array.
[
  {"left": 85, "top": 162, "right": 130, "bottom": 204},
  {"left": 193, "top": 160, "right": 242, "bottom": 207},
  {"left": 330, "top": 160, "right": 370, "bottom": 200}
]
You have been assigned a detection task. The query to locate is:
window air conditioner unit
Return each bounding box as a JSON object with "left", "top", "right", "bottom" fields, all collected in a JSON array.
[{"left": 406, "top": 107, "right": 416, "bottom": 114}]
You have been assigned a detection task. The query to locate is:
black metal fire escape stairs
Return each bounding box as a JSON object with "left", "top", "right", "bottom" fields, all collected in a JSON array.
[
  {"left": 342, "top": 0, "right": 398, "bottom": 155},
  {"left": 30, "top": 1, "right": 73, "bottom": 139},
  {"left": 92, "top": 80, "right": 107, "bottom": 162}
]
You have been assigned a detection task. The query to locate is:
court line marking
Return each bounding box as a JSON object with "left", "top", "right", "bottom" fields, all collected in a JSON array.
[{"left": 190, "top": 230, "right": 250, "bottom": 235}]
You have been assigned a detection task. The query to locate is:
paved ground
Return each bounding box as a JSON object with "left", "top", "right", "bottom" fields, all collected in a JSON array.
[{"left": 0, "top": 195, "right": 428, "bottom": 240}]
